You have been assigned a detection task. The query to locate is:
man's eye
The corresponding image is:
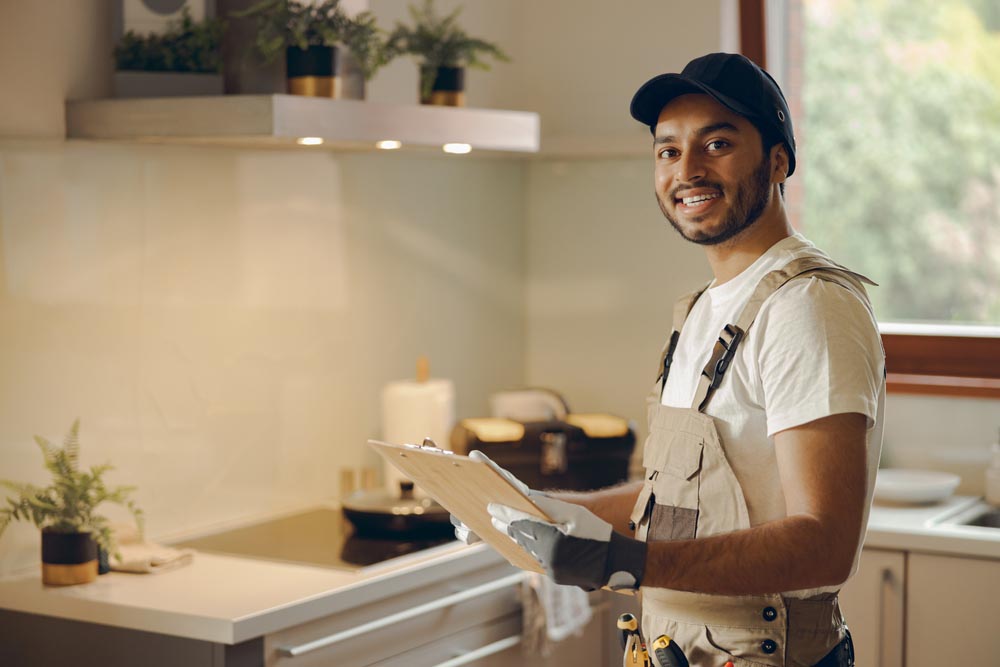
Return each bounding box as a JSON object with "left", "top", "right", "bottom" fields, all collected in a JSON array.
[
  {"left": 658, "top": 148, "right": 679, "bottom": 159},
  {"left": 707, "top": 140, "right": 730, "bottom": 151}
]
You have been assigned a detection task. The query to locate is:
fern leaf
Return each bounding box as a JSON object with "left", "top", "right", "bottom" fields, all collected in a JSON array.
[
  {"left": 64, "top": 419, "right": 81, "bottom": 473},
  {"left": 33, "top": 435, "right": 57, "bottom": 466}
]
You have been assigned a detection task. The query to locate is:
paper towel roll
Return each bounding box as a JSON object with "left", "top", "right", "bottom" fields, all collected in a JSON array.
[{"left": 380, "top": 377, "right": 455, "bottom": 494}]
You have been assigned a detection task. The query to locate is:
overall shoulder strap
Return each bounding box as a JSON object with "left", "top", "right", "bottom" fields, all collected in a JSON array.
[
  {"left": 655, "top": 282, "right": 711, "bottom": 397},
  {"left": 690, "top": 256, "right": 877, "bottom": 412},
  {"left": 732, "top": 256, "right": 876, "bottom": 334}
]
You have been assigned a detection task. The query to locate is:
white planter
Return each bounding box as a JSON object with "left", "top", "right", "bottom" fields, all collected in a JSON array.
[{"left": 113, "top": 71, "right": 223, "bottom": 98}]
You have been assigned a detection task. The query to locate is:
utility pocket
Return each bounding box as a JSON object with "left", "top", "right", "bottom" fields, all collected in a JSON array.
[{"left": 643, "top": 429, "right": 703, "bottom": 541}]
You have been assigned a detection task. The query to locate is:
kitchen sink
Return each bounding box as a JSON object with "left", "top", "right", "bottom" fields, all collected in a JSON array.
[
  {"left": 932, "top": 500, "right": 1000, "bottom": 532},
  {"left": 958, "top": 506, "right": 1000, "bottom": 529}
]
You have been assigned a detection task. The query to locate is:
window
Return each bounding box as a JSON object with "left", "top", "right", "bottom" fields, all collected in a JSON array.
[{"left": 756, "top": 0, "right": 1000, "bottom": 397}]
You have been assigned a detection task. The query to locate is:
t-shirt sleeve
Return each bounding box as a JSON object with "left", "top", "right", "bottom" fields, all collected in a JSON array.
[{"left": 751, "top": 277, "right": 885, "bottom": 437}]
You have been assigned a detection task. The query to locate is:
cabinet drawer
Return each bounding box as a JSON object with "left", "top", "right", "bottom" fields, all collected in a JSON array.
[
  {"left": 265, "top": 563, "right": 522, "bottom": 667},
  {"left": 371, "top": 612, "right": 523, "bottom": 667}
]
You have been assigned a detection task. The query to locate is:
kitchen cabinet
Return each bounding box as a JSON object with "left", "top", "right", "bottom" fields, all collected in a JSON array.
[
  {"left": 839, "top": 548, "right": 905, "bottom": 667},
  {"left": 839, "top": 547, "right": 1000, "bottom": 667},
  {"left": 906, "top": 553, "right": 1000, "bottom": 667},
  {"left": 0, "top": 559, "right": 612, "bottom": 667},
  {"left": 264, "top": 561, "right": 523, "bottom": 666},
  {"left": 266, "top": 571, "right": 613, "bottom": 667}
]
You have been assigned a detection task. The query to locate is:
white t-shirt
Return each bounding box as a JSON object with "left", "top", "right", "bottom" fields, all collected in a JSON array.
[{"left": 660, "top": 234, "right": 885, "bottom": 596}]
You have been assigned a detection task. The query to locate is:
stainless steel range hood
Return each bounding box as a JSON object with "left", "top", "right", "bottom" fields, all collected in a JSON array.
[{"left": 65, "top": 95, "right": 540, "bottom": 154}]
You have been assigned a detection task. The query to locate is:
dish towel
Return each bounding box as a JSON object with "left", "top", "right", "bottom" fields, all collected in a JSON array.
[
  {"left": 520, "top": 572, "right": 593, "bottom": 656},
  {"left": 109, "top": 524, "right": 194, "bottom": 574}
]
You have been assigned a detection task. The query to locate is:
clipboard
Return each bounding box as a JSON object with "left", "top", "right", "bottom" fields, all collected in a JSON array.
[{"left": 367, "top": 439, "right": 552, "bottom": 574}]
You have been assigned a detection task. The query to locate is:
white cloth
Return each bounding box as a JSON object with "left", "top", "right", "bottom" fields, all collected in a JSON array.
[
  {"left": 109, "top": 524, "right": 194, "bottom": 574},
  {"left": 660, "top": 233, "right": 885, "bottom": 597},
  {"left": 520, "top": 572, "right": 593, "bottom": 655}
]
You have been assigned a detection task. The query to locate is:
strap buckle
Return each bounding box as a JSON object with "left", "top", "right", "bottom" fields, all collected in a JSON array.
[
  {"left": 703, "top": 324, "right": 745, "bottom": 390},
  {"left": 659, "top": 330, "right": 681, "bottom": 385}
]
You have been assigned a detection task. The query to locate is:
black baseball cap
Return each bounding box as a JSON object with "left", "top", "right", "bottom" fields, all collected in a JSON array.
[{"left": 630, "top": 53, "right": 796, "bottom": 176}]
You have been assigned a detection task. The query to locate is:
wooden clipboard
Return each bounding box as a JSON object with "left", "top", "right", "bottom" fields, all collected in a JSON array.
[{"left": 367, "top": 439, "right": 552, "bottom": 574}]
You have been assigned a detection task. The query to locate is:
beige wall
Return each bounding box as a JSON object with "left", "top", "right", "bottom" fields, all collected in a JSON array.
[
  {"left": 0, "top": 142, "right": 525, "bottom": 574},
  {"left": 0, "top": 1, "right": 526, "bottom": 574},
  {"left": 0, "top": 1, "right": 114, "bottom": 137}
]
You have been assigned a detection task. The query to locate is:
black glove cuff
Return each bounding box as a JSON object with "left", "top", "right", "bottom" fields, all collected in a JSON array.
[{"left": 605, "top": 531, "right": 648, "bottom": 591}]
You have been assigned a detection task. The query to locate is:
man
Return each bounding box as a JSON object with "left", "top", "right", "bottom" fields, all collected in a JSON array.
[{"left": 469, "top": 53, "right": 885, "bottom": 667}]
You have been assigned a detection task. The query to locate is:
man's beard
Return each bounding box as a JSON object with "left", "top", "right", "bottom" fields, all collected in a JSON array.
[{"left": 656, "top": 156, "right": 773, "bottom": 246}]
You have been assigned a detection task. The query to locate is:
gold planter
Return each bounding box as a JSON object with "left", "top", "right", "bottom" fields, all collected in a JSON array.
[
  {"left": 287, "top": 45, "right": 339, "bottom": 98},
  {"left": 41, "top": 529, "right": 98, "bottom": 586},
  {"left": 288, "top": 76, "right": 338, "bottom": 97},
  {"left": 420, "top": 66, "right": 465, "bottom": 107}
]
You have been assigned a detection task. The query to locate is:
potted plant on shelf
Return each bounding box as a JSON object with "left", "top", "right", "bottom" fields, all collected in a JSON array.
[
  {"left": 235, "top": 0, "right": 394, "bottom": 98},
  {"left": 113, "top": 7, "right": 226, "bottom": 97},
  {"left": 387, "top": 0, "right": 509, "bottom": 106},
  {"left": 0, "top": 420, "right": 144, "bottom": 586}
]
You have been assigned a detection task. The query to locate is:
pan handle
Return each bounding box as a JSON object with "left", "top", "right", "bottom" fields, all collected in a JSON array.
[{"left": 277, "top": 572, "right": 525, "bottom": 657}]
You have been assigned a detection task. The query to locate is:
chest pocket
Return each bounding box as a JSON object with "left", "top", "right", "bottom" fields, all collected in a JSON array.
[{"left": 643, "top": 428, "right": 704, "bottom": 541}]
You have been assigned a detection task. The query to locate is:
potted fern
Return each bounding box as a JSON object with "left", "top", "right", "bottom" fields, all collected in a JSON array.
[
  {"left": 387, "top": 0, "right": 509, "bottom": 106},
  {"left": 113, "top": 7, "right": 226, "bottom": 97},
  {"left": 0, "top": 420, "right": 144, "bottom": 586},
  {"left": 235, "top": 0, "right": 393, "bottom": 97}
]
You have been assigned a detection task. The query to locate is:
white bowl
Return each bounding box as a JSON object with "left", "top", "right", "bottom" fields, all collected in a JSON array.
[{"left": 874, "top": 469, "right": 961, "bottom": 504}]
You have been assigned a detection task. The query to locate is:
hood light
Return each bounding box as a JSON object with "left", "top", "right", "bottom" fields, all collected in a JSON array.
[
  {"left": 376, "top": 140, "right": 402, "bottom": 150},
  {"left": 296, "top": 137, "right": 324, "bottom": 146},
  {"left": 443, "top": 143, "right": 472, "bottom": 154}
]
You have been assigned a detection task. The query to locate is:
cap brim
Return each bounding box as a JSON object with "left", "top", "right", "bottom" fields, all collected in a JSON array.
[{"left": 629, "top": 74, "right": 761, "bottom": 133}]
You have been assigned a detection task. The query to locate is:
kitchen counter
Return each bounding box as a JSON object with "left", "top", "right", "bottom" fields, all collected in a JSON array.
[
  {"left": 0, "top": 536, "right": 505, "bottom": 645},
  {"left": 864, "top": 495, "right": 1000, "bottom": 558},
  {"left": 1, "top": 496, "right": 997, "bottom": 647}
]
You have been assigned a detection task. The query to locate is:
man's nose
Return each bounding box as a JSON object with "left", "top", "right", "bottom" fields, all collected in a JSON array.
[{"left": 676, "top": 151, "right": 706, "bottom": 183}]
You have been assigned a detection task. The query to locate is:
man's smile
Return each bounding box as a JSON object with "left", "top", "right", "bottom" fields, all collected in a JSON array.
[{"left": 674, "top": 188, "right": 723, "bottom": 214}]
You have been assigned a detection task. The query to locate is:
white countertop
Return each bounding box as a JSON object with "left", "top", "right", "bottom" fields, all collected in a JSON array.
[
  {"left": 864, "top": 495, "right": 1000, "bottom": 558},
  {"left": 1, "top": 496, "right": 997, "bottom": 645},
  {"left": 0, "top": 537, "right": 505, "bottom": 644}
]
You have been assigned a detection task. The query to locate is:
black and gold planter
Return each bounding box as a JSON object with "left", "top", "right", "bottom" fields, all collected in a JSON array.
[
  {"left": 287, "top": 45, "right": 339, "bottom": 97},
  {"left": 420, "top": 66, "right": 465, "bottom": 107},
  {"left": 41, "top": 529, "right": 98, "bottom": 586}
]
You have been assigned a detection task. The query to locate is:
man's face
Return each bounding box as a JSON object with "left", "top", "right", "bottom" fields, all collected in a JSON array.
[{"left": 653, "top": 94, "right": 775, "bottom": 246}]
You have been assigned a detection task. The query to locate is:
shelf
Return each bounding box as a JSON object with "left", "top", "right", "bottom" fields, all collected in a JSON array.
[{"left": 65, "top": 95, "right": 540, "bottom": 155}]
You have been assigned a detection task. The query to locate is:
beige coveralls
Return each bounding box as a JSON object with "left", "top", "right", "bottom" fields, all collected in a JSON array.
[{"left": 628, "top": 255, "right": 876, "bottom": 667}]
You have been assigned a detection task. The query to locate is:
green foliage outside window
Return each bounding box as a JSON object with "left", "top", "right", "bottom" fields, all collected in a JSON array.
[{"left": 801, "top": 0, "right": 1000, "bottom": 324}]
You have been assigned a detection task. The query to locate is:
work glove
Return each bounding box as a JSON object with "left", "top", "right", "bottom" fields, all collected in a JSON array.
[
  {"left": 488, "top": 495, "right": 647, "bottom": 592},
  {"left": 451, "top": 450, "right": 546, "bottom": 545}
]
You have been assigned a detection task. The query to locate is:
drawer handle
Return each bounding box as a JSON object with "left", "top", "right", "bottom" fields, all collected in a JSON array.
[
  {"left": 432, "top": 634, "right": 522, "bottom": 667},
  {"left": 277, "top": 572, "right": 525, "bottom": 657}
]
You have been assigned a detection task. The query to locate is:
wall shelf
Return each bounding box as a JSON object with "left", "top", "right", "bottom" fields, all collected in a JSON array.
[{"left": 65, "top": 95, "right": 540, "bottom": 155}]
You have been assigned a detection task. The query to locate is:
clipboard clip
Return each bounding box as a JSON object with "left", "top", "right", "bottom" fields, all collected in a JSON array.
[{"left": 402, "top": 437, "right": 454, "bottom": 455}]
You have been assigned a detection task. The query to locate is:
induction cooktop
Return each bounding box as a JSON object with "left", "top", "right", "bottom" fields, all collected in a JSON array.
[{"left": 172, "top": 507, "right": 455, "bottom": 571}]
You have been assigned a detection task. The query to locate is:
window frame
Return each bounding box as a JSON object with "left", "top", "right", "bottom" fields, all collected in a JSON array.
[{"left": 741, "top": 1, "right": 1000, "bottom": 399}]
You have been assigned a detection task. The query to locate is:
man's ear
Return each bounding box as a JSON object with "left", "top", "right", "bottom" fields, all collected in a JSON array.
[{"left": 770, "top": 144, "right": 790, "bottom": 183}]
